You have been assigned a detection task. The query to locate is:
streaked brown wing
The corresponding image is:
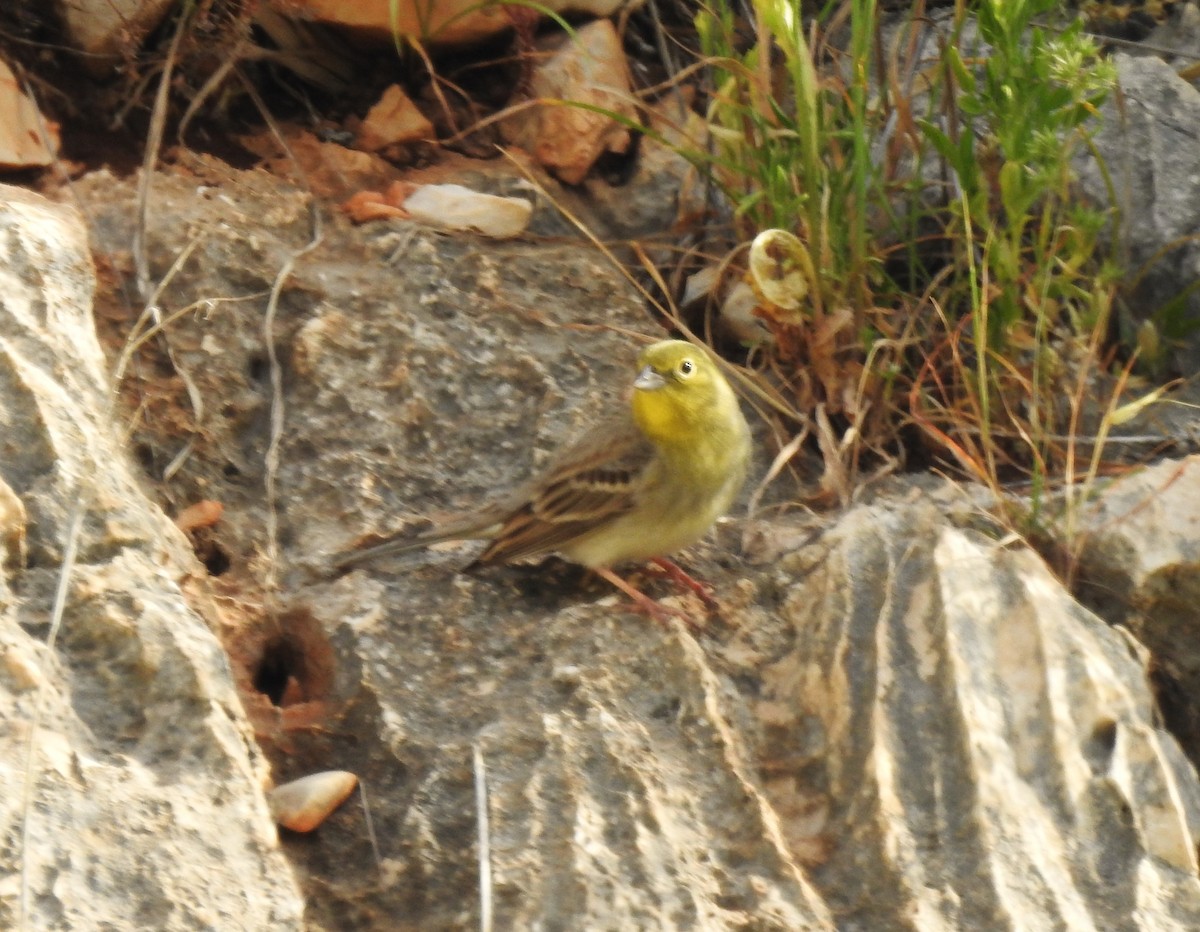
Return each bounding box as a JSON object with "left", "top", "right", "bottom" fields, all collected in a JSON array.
[{"left": 473, "top": 418, "right": 652, "bottom": 565}]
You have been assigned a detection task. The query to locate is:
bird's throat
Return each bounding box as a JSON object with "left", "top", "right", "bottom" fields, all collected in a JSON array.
[{"left": 630, "top": 387, "right": 680, "bottom": 446}]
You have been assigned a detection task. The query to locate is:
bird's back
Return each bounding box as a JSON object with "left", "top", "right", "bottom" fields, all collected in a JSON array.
[{"left": 471, "top": 416, "right": 653, "bottom": 565}]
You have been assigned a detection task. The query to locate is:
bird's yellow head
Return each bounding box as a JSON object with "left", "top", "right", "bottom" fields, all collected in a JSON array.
[{"left": 629, "top": 340, "right": 735, "bottom": 447}]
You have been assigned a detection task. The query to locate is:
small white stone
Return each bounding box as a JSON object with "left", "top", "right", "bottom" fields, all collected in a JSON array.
[{"left": 403, "top": 184, "right": 533, "bottom": 239}]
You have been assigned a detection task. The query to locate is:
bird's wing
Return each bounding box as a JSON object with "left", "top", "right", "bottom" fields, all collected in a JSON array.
[{"left": 472, "top": 418, "right": 653, "bottom": 565}]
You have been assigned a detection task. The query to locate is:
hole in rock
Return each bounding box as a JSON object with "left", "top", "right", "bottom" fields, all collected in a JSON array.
[
  {"left": 245, "top": 611, "right": 337, "bottom": 709},
  {"left": 183, "top": 524, "right": 232, "bottom": 577},
  {"left": 255, "top": 637, "right": 304, "bottom": 706},
  {"left": 133, "top": 442, "right": 157, "bottom": 474},
  {"left": 248, "top": 354, "right": 269, "bottom": 383},
  {"left": 1084, "top": 718, "right": 1118, "bottom": 772},
  {"left": 200, "top": 541, "right": 231, "bottom": 576}
]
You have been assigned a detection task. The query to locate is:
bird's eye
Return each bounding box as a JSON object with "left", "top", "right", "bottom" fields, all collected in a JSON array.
[{"left": 678, "top": 359, "right": 694, "bottom": 377}]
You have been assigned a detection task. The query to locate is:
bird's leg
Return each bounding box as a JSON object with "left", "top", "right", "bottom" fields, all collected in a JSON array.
[
  {"left": 593, "top": 567, "right": 702, "bottom": 633},
  {"left": 648, "top": 557, "right": 719, "bottom": 610}
]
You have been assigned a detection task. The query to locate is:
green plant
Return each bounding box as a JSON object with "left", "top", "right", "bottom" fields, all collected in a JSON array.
[
  {"left": 916, "top": 0, "right": 1118, "bottom": 513},
  {"left": 924, "top": 0, "right": 1115, "bottom": 340},
  {"left": 689, "top": 0, "right": 902, "bottom": 492},
  {"left": 689, "top": 0, "right": 1129, "bottom": 516},
  {"left": 696, "top": 0, "right": 883, "bottom": 320}
]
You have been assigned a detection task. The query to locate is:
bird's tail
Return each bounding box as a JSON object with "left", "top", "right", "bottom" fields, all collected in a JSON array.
[
  {"left": 331, "top": 527, "right": 435, "bottom": 572},
  {"left": 331, "top": 514, "right": 501, "bottom": 573}
]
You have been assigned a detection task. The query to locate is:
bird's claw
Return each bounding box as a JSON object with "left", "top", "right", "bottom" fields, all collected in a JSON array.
[
  {"left": 593, "top": 566, "right": 706, "bottom": 633},
  {"left": 649, "top": 557, "right": 720, "bottom": 611}
]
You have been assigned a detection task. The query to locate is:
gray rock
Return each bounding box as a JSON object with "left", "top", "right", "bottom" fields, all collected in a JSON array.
[
  {"left": 1075, "top": 53, "right": 1200, "bottom": 370},
  {"left": 1076, "top": 456, "right": 1200, "bottom": 766},
  {"left": 8, "top": 163, "right": 1200, "bottom": 928}
]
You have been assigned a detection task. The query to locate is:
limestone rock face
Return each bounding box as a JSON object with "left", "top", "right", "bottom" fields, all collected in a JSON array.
[
  {"left": 749, "top": 501, "right": 1200, "bottom": 928},
  {"left": 1076, "top": 457, "right": 1200, "bottom": 770},
  {"left": 5, "top": 167, "right": 1200, "bottom": 929},
  {"left": 0, "top": 185, "right": 304, "bottom": 930}
]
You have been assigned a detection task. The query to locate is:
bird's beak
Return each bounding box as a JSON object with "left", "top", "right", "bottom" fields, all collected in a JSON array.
[{"left": 634, "top": 365, "right": 667, "bottom": 390}]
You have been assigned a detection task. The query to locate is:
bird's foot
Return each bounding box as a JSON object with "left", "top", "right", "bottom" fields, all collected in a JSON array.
[
  {"left": 648, "top": 557, "right": 719, "bottom": 611},
  {"left": 593, "top": 567, "right": 704, "bottom": 633}
]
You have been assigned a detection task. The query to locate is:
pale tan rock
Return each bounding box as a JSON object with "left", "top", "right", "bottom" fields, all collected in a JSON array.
[
  {"left": 356, "top": 84, "right": 434, "bottom": 152},
  {"left": 0, "top": 184, "right": 304, "bottom": 929},
  {"left": 503, "top": 20, "right": 636, "bottom": 185},
  {"left": 0, "top": 59, "right": 58, "bottom": 169},
  {"left": 265, "top": 0, "right": 627, "bottom": 46},
  {"left": 56, "top": 0, "right": 174, "bottom": 64},
  {"left": 751, "top": 502, "right": 1200, "bottom": 927},
  {"left": 0, "top": 475, "right": 25, "bottom": 570},
  {"left": 269, "top": 771, "right": 358, "bottom": 831},
  {"left": 402, "top": 183, "right": 533, "bottom": 238},
  {"left": 1076, "top": 455, "right": 1200, "bottom": 762}
]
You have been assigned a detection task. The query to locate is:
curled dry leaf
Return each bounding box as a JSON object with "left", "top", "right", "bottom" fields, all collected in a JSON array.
[
  {"left": 749, "top": 228, "right": 811, "bottom": 315},
  {"left": 269, "top": 770, "right": 359, "bottom": 832},
  {"left": 175, "top": 500, "right": 224, "bottom": 533}
]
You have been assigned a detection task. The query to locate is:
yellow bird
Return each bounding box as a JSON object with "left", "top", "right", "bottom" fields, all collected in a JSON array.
[{"left": 335, "top": 339, "right": 752, "bottom": 620}]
